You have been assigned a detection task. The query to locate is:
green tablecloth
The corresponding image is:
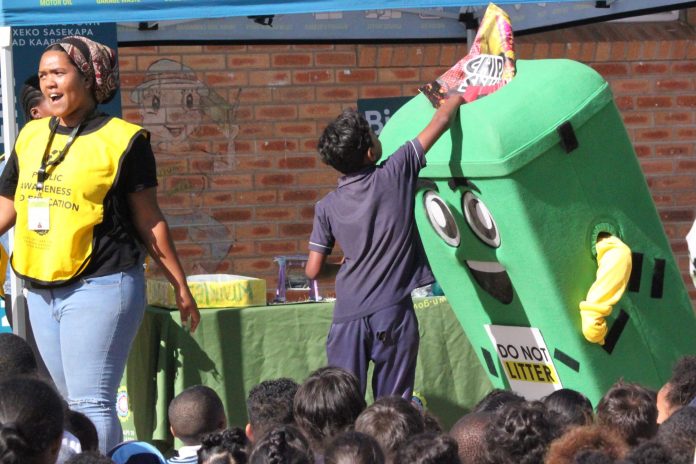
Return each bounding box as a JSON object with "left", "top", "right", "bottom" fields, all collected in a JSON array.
[{"left": 119, "top": 297, "right": 492, "bottom": 445}]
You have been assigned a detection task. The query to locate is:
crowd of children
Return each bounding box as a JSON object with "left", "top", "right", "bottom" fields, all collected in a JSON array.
[{"left": 1, "top": 330, "right": 695, "bottom": 464}]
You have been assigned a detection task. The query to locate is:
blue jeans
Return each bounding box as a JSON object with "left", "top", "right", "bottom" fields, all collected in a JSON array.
[{"left": 27, "top": 264, "right": 145, "bottom": 454}]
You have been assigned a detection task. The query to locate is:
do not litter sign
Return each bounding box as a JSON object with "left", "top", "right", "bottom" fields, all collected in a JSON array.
[{"left": 485, "top": 324, "right": 563, "bottom": 400}]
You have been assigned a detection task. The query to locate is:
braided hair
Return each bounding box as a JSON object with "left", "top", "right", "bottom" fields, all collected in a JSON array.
[
  {"left": 0, "top": 377, "right": 64, "bottom": 464},
  {"left": 249, "top": 425, "right": 313, "bottom": 464},
  {"left": 198, "top": 427, "right": 249, "bottom": 464}
]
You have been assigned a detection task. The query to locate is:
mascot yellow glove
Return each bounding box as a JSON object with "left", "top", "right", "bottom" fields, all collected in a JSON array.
[{"left": 579, "top": 235, "right": 632, "bottom": 344}]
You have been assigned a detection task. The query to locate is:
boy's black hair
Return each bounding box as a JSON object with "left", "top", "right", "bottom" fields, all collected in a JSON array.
[
  {"left": 623, "top": 440, "right": 674, "bottom": 464},
  {"left": 64, "top": 451, "right": 115, "bottom": 464},
  {"left": 596, "top": 381, "right": 657, "bottom": 447},
  {"left": 0, "top": 333, "right": 38, "bottom": 381},
  {"left": 248, "top": 425, "right": 313, "bottom": 464},
  {"left": 317, "top": 109, "right": 373, "bottom": 175},
  {"left": 483, "top": 401, "right": 553, "bottom": 464},
  {"left": 394, "top": 432, "right": 459, "bottom": 464},
  {"left": 656, "top": 406, "right": 696, "bottom": 464},
  {"left": 66, "top": 409, "right": 99, "bottom": 452},
  {"left": 168, "top": 385, "right": 226, "bottom": 445},
  {"left": 542, "top": 388, "right": 594, "bottom": 437},
  {"left": 471, "top": 388, "right": 525, "bottom": 414},
  {"left": 422, "top": 410, "right": 444, "bottom": 434},
  {"left": 198, "top": 427, "right": 249, "bottom": 464},
  {"left": 293, "top": 366, "right": 365, "bottom": 453},
  {"left": 324, "top": 431, "right": 384, "bottom": 464},
  {"left": 246, "top": 378, "right": 299, "bottom": 442},
  {"left": 665, "top": 355, "right": 696, "bottom": 408},
  {"left": 0, "top": 376, "right": 65, "bottom": 464},
  {"left": 448, "top": 411, "right": 492, "bottom": 464},
  {"left": 354, "top": 395, "right": 424, "bottom": 460}
]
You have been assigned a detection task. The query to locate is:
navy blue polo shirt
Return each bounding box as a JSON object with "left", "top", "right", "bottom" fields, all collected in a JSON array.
[{"left": 309, "top": 138, "right": 434, "bottom": 322}]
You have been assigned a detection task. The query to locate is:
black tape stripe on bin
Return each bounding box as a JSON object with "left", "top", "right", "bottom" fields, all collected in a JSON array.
[
  {"left": 602, "top": 310, "right": 629, "bottom": 355},
  {"left": 554, "top": 349, "right": 580, "bottom": 372},
  {"left": 557, "top": 121, "right": 579, "bottom": 154},
  {"left": 628, "top": 252, "right": 643, "bottom": 292},
  {"left": 651, "top": 258, "right": 665, "bottom": 299},
  {"left": 481, "top": 348, "right": 498, "bottom": 378}
]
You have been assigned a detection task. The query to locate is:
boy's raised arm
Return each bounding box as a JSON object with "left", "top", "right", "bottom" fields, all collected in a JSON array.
[{"left": 416, "top": 94, "right": 466, "bottom": 155}]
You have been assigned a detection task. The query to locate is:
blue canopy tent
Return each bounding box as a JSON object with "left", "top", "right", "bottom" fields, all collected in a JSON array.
[{"left": 0, "top": 1, "right": 587, "bottom": 27}]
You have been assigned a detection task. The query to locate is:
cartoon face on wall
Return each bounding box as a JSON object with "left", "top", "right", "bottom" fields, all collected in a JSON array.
[
  {"left": 379, "top": 59, "right": 696, "bottom": 404},
  {"left": 131, "top": 59, "right": 206, "bottom": 148},
  {"left": 130, "top": 58, "right": 241, "bottom": 274},
  {"left": 131, "top": 59, "right": 239, "bottom": 154}
]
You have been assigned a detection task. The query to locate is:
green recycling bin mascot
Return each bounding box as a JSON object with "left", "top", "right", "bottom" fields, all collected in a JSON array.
[{"left": 379, "top": 59, "right": 696, "bottom": 405}]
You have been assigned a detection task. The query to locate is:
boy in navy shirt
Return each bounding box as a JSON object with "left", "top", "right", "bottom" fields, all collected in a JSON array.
[{"left": 306, "top": 95, "right": 465, "bottom": 399}]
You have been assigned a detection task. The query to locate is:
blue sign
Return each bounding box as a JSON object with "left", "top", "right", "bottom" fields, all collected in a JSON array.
[{"left": 358, "top": 96, "right": 411, "bottom": 136}]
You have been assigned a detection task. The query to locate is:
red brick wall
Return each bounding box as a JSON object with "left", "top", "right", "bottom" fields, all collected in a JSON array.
[{"left": 118, "top": 21, "right": 696, "bottom": 305}]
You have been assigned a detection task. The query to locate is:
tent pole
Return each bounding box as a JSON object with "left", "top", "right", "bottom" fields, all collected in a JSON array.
[{"left": 0, "top": 26, "right": 27, "bottom": 339}]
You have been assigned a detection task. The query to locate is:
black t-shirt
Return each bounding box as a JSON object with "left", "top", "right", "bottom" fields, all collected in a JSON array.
[{"left": 0, "top": 114, "right": 158, "bottom": 282}]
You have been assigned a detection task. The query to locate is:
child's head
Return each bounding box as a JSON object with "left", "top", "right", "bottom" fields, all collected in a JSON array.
[
  {"left": 471, "top": 388, "right": 524, "bottom": 414},
  {"left": 0, "top": 376, "right": 65, "bottom": 464},
  {"left": 246, "top": 378, "right": 299, "bottom": 443},
  {"left": 66, "top": 409, "right": 99, "bottom": 452},
  {"left": 622, "top": 440, "right": 674, "bottom": 464},
  {"left": 324, "top": 431, "right": 384, "bottom": 464},
  {"left": 448, "top": 412, "right": 492, "bottom": 464},
  {"left": 168, "top": 385, "right": 226, "bottom": 446},
  {"left": 318, "top": 109, "right": 381, "bottom": 175},
  {"left": 293, "top": 367, "right": 365, "bottom": 453},
  {"left": 354, "top": 396, "right": 424, "bottom": 462},
  {"left": 0, "top": 333, "right": 38, "bottom": 381},
  {"left": 542, "top": 388, "right": 594, "bottom": 437},
  {"left": 483, "top": 401, "right": 553, "bottom": 464},
  {"left": 20, "top": 75, "right": 52, "bottom": 121},
  {"left": 543, "top": 425, "right": 629, "bottom": 464},
  {"left": 248, "top": 425, "right": 313, "bottom": 464},
  {"left": 596, "top": 381, "right": 657, "bottom": 447},
  {"left": 656, "top": 406, "right": 696, "bottom": 463},
  {"left": 394, "top": 432, "right": 460, "bottom": 464},
  {"left": 657, "top": 355, "right": 696, "bottom": 423},
  {"left": 198, "top": 427, "right": 249, "bottom": 464}
]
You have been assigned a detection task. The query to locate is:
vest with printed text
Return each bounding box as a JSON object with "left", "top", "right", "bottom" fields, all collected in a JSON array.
[{"left": 12, "top": 117, "right": 144, "bottom": 285}]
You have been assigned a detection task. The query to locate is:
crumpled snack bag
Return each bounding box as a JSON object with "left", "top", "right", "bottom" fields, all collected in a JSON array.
[{"left": 420, "top": 2, "right": 516, "bottom": 107}]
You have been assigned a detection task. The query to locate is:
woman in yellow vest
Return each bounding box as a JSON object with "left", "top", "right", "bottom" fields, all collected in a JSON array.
[{"left": 0, "top": 36, "right": 200, "bottom": 453}]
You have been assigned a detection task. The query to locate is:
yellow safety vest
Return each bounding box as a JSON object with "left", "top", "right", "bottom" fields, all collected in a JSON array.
[
  {"left": 0, "top": 244, "right": 7, "bottom": 297},
  {"left": 11, "top": 117, "right": 144, "bottom": 285}
]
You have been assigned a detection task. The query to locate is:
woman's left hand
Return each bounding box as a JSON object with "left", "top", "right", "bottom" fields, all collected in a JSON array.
[{"left": 177, "top": 285, "right": 200, "bottom": 333}]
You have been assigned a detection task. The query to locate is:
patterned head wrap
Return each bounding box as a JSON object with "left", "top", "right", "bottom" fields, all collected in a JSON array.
[{"left": 48, "top": 35, "right": 119, "bottom": 104}]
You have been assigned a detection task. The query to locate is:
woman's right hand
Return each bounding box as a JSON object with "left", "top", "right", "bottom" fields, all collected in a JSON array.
[{"left": 176, "top": 284, "right": 200, "bottom": 333}]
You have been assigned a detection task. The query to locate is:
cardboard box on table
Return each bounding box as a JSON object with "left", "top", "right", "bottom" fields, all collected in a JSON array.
[{"left": 378, "top": 59, "right": 696, "bottom": 404}]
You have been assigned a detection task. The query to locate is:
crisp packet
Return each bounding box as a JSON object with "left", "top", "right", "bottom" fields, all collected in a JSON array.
[{"left": 420, "top": 3, "right": 516, "bottom": 107}]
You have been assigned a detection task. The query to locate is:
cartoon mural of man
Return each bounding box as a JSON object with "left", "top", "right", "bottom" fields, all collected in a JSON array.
[{"left": 131, "top": 59, "right": 241, "bottom": 274}]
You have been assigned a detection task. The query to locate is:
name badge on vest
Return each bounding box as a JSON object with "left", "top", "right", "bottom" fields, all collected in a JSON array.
[{"left": 28, "top": 197, "right": 50, "bottom": 232}]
